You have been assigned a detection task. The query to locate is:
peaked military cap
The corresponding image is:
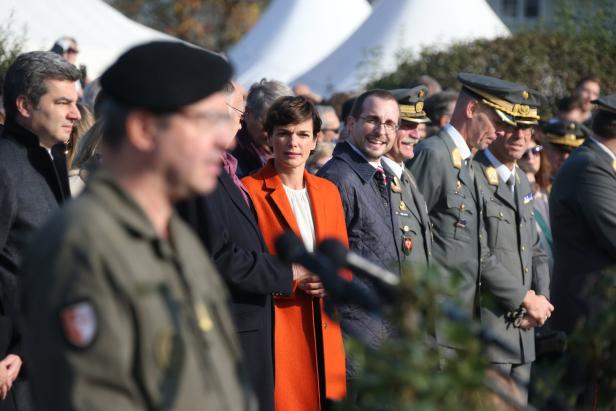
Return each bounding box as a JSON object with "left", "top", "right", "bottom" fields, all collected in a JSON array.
[
  {"left": 101, "top": 41, "right": 232, "bottom": 113},
  {"left": 390, "top": 86, "right": 430, "bottom": 123},
  {"left": 542, "top": 120, "right": 588, "bottom": 148},
  {"left": 592, "top": 94, "right": 616, "bottom": 115},
  {"left": 457, "top": 72, "right": 541, "bottom": 126}
]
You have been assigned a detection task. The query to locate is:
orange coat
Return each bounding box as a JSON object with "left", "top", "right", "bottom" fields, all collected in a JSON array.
[{"left": 242, "top": 160, "right": 348, "bottom": 411}]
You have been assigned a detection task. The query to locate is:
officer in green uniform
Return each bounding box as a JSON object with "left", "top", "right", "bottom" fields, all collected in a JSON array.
[
  {"left": 472, "top": 89, "right": 550, "bottom": 403},
  {"left": 20, "top": 41, "right": 257, "bottom": 411},
  {"left": 543, "top": 119, "right": 589, "bottom": 175},
  {"left": 382, "top": 86, "right": 432, "bottom": 269}
]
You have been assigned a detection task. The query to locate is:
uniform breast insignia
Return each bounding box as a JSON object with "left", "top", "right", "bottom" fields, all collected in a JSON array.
[
  {"left": 402, "top": 236, "right": 413, "bottom": 255},
  {"left": 60, "top": 300, "right": 98, "bottom": 348},
  {"left": 400, "top": 200, "right": 408, "bottom": 210},
  {"left": 484, "top": 166, "right": 499, "bottom": 186},
  {"left": 194, "top": 302, "right": 213, "bottom": 332},
  {"left": 451, "top": 148, "right": 462, "bottom": 169},
  {"left": 391, "top": 176, "right": 402, "bottom": 193},
  {"left": 523, "top": 192, "right": 533, "bottom": 204}
]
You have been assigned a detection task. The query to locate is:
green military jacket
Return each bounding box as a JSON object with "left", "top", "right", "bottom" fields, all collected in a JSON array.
[{"left": 21, "top": 171, "right": 256, "bottom": 411}]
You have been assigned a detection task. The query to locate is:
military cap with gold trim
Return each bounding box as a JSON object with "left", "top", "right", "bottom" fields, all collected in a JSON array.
[
  {"left": 592, "top": 94, "right": 616, "bottom": 115},
  {"left": 457, "top": 73, "right": 541, "bottom": 126},
  {"left": 101, "top": 40, "right": 232, "bottom": 113},
  {"left": 390, "top": 86, "right": 430, "bottom": 124},
  {"left": 542, "top": 120, "right": 588, "bottom": 148}
]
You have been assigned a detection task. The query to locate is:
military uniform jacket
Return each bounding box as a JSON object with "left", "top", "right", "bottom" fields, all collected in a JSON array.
[
  {"left": 381, "top": 161, "right": 432, "bottom": 269},
  {"left": 473, "top": 151, "right": 550, "bottom": 363},
  {"left": 549, "top": 138, "right": 616, "bottom": 335},
  {"left": 20, "top": 171, "right": 256, "bottom": 411},
  {"left": 408, "top": 129, "right": 531, "bottom": 346}
]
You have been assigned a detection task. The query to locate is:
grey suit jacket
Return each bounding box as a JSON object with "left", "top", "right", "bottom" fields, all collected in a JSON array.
[
  {"left": 549, "top": 138, "right": 616, "bottom": 335},
  {"left": 474, "top": 150, "right": 550, "bottom": 363},
  {"left": 382, "top": 161, "right": 432, "bottom": 269}
]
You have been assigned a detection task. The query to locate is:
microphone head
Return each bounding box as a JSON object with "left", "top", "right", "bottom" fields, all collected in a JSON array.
[
  {"left": 275, "top": 232, "right": 306, "bottom": 263},
  {"left": 318, "top": 238, "right": 348, "bottom": 268}
]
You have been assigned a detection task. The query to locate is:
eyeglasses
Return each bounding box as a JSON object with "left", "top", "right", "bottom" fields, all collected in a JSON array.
[
  {"left": 521, "top": 145, "right": 543, "bottom": 160},
  {"left": 360, "top": 115, "right": 399, "bottom": 134},
  {"left": 226, "top": 103, "right": 244, "bottom": 120},
  {"left": 321, "top": 126, "right": 340, "bottom": 134},
  {"left": 66, "top": 47, "right": 79, "bottom": 54}
]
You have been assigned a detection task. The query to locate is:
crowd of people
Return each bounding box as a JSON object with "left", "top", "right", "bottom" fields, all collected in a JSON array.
[{"left": 0, "top": 37, "right": 614, "bottom": 411}]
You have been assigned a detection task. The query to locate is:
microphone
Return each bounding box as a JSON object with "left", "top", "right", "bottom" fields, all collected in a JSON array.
[
  {"left": 275, "top": 232, "right": 381, "bottom": 313},
  {"left": 318, "top": 238, "right": 400, "bottom": 287}
]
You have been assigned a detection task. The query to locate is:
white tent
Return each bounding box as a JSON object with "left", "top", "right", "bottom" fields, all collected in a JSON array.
[
  {"left": 293, "top": 0, "right": 510, "bottom": 96},
  {"left": 228, "top": 0, "right": 371, "bottom": 88},
  {"left": 0, "top": 0, "right": 173, "bottom": 79}
]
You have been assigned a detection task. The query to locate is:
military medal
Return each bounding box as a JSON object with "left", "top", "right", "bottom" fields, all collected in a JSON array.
[
  {"left": 400, "top": 200, "right": 408, "bottom": 210},
  {"left": 402, "top": 235, "right": 413, "bottom": 255},
  {"left": 485, "top": 166, "right": 499, "bottom": 186},
  {"left": 451, "top": 148, "right": 462, "bottom": 169},
  {"left": 194, "top": 302, "right": 213, "bottom": 332},
  {"left": 391, "top": 176, "right": 402, "bottom": 193}
]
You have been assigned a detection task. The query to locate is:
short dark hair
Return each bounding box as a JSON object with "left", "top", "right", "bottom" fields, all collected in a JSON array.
[
  {"left": 2, "top": 51, "right": 81, "bottom": 120},
  {"left": 591, "top": 110, "right": 616, "bottom": 139},
  {"left": 424, "top": 90, "right": 458, "bottom": 123},
  {"left": 100, "top": 99, "right": 131, "bottom": 150},
  {"left": 264, "top": 96, "right": 321, "bottom": 137},
  {"left": 557, "top": 95, "right": 584, "bottom": 113},
  {"left": 349, "top": 89, "right": 398, "bottom": 120},
  {"left": 575, "top": 75, "right": 600, "bottom": 90}
]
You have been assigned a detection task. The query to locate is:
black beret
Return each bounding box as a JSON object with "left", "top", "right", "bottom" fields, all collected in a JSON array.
[
  {"left": 101, "top": 41, "right": 232, "bottom": 113},
  {"left": 592, "top": 94, "right": 616, "bottom": 115},
  {"left": 542, "top": 120, "right": 588, "bottom": 148},
  {"left": 390, "top": 86, "right": 430, "bottom": 124},
  {"left": 457, "top": 72, "right": 541, "bottom": 126}
]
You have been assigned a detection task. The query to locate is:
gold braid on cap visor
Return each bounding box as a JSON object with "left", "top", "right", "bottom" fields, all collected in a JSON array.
[
  {"left": 464, "top": 85, "right": 540, "bottom": 122},
  {"left": 399, "top": 103, "right": 430, "bottom": 123},
  {"left": 546, "top": 133, "right": 585, "bottom": 148}
]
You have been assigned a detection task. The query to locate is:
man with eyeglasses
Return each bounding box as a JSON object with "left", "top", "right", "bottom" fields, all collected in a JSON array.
[
  {"left": 408, "top": 74, "right": 554, "bottom": 369},
  {"left": 20, "top": 41, "right": 256, "bottom": 411},
  {"left": 318, "top": 89, "right": 402, "bottom": 353},
  {"left": 316, "top": 104, "right": 341, "bottom": 143},
  {"left": 472, "top": 88, "right": 551, "bottom": 404}
]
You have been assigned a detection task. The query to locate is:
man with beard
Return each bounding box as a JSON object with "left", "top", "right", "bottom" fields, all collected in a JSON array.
[
  {"left": 472, "top": 89, "right": 551, "bottom": 403},
  {"left": 381, "top": 86, "right": 432, "bottom": 269},
  {"left": 407, "top": 74, "right": 554, "bottom": 355}
]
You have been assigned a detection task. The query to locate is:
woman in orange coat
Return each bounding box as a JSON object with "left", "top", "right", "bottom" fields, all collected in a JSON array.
[{"left": 242, "top": 96, "right": 347, "bottom": 411}]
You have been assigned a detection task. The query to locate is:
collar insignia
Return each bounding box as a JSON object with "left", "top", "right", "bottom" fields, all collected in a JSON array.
[
  {"left": 485, "top": 166, "right": 499, "bottom": 186},
  {"left": 451, "top": 148, "right": 462, "bottom": 169}
]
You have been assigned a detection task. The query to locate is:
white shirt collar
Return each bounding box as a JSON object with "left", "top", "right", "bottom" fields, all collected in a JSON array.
[
  {"left": 589, "top": 136, "right": 616, "bottom": 161},
  {"left": 348, "top": 141, "right": 383, "bottom": 169},
  {"left": 484, "top": 148, "right": 515, "bottom": 185},
  {"left": 381, "top": 156, "right": 403, "bottom": 179},
  {"left": 444, "top": 123, "right": 472, "bottom": 160}
]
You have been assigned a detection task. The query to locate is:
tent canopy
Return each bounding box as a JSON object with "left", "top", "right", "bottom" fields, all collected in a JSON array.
[
  {"left": 228, "top": 0, "right": 371, "bottom": 89},
  {"left": 293, "top": 0, "right": 510, "bottom": 96},
  {"left": 1, "top": 0, "right": 173, "bottom": 79}
]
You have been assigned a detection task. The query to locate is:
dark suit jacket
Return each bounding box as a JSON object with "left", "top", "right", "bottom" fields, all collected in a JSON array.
[
  {"left": 474, "top": 150, "right": 549, "bottom": 363},
  {"left": 177, "top": 170, "right": 293, "bottom": 411},
  {"left": 549, "top": 138, "right": 616, "bottom": 334},
  {"left": 0, "top": 120, "right": 70, "bottom": 358}
]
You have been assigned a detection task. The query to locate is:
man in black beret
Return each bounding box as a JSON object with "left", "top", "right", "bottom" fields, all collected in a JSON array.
[
  {"left": 20, "top": 41, "right": 257, "bottom": 411},
  {"left": 549, "top": 95, "right": 616, "bottom": 407}
]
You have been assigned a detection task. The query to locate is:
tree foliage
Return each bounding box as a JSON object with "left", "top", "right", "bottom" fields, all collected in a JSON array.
[
  {"left": 370, "top": 0, "right": 616, "bottom": 117},
  {"left": 106, "top": 0, "right": 269, "bottom": 51},
  {"left": 0, "top": 18, "right": 24, "bottom": 93}
]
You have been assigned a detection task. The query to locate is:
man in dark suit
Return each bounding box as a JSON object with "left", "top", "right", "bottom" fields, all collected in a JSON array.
[
  {"left": 550, "top": 95, "right": 616, "bottom": 334},
  {"left": 0, "top": 51, "right": 80, "bottom": 409},
  {"left": 178, "top": 81, "right": 294, "bottom": 411},
  {"left": 472, "top": 89, "right": 550, "bottom": 403}
]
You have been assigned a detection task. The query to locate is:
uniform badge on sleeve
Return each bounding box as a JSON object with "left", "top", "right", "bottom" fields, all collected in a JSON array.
[
  {"left": 60, "top": 300, "right": 98, "bottom": 348},
  {"left": 451, "top": 148, "right": 462, "bottom": 169}
]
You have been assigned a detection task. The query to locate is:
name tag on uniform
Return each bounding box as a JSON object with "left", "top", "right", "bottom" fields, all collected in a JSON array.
[{"left": 523, "top": 192, "right": 533, "bottom": 204}]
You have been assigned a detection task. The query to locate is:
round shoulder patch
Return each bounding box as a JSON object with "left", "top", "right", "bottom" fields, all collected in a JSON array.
[{"left": 60, "top": 300, "right": 98, "bottom": 348}]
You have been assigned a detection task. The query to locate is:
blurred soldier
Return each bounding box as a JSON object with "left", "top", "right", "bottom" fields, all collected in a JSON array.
[
  {"left": 382, "top": 86, "right": 432, "bottom": 269},
  {"left": 0, "top": 50, "right": 80, "bottom": 410},
  {"left": 177, "top": 80, "right": 294, "bottom": 411},
  {"left": 473, "top": 90, "right": 550, "bottom": 403},
  {"left": 542, "top": 120, "right": 588, "bottom": 177},
  {"left": 408, "top": 74, "right": 553, "bottom": 353},
  {"left": 549, "top": 95, "right": 616, "bottom": 408},
  {"left": 20, "top": 41, "right": 256, "bottom": 411},
  {"left": 424, "top": 90, "right": 458, "bottom": 136}
]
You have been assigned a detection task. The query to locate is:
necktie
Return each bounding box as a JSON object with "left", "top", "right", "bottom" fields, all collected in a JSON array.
[
  {"left": 507, "top": 175, "right": 517, "bottom": 210},
  {"left": 375, "top": 165, "right": 387, "bottom": 186}
]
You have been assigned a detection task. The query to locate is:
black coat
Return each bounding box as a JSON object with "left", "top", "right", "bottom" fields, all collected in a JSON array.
[
  {"left": 0, "top": 120, "right": 69, "bottom": 411},
  {"left": 177, "top": 170, "right": 293, "bottom": 411}
]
